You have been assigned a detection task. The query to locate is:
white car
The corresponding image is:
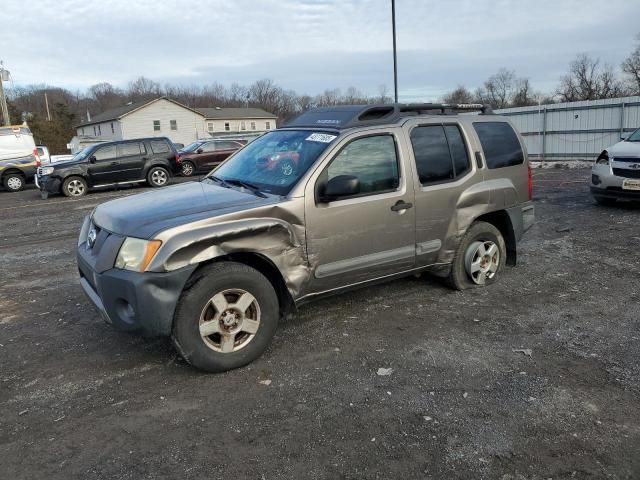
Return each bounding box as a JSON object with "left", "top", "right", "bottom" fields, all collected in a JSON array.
[
  {"left": 36, "top": 145, "right": 51, "bottom": 164},
  {"left": 591, "top": 128, "right": 640, "bottom": 205}
]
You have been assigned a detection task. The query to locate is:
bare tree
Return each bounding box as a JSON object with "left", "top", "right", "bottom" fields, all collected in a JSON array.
[
  {"left": 88, "top": 82, "right": 124, "bottom": 111},
  {"left": 443, "top": 86, "right": 475, "bottom": 104},
  {"left": 622, "top": 33, "right": 640, "bottom": 95},
  {"left": 557, "top": 54, "right": 626, "bottom": 101},
  {"left": 377, "top": 84, "right": 391, "bottom": 103},
  {"left": 127, "top": 76, "right": 162, "bottom": 102}
]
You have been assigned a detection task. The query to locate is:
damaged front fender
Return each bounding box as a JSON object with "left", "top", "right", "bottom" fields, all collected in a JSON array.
[{"left": 149, "top": 216, "right": 310, "bottom": 298}]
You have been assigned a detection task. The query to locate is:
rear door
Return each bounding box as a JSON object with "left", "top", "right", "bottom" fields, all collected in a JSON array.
[
  {"left": 212, "top": 140, "right": 242, "bottom": 166},
  {"left": 304, "top": 130, "right": 416, "bottom": 293},
  {"left": 115, "top": 141, "right": 147, "bottom": 181},
  {"left": 87, "top": 145, "right": 119, "bottom": 185},
  {"left": 406, "top": 122, "right": 480, "bottom": 267}
]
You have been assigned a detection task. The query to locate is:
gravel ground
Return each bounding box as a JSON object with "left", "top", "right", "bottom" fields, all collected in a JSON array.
[{"left": 0, "top": 169, "right": 639, "bottom": 479}]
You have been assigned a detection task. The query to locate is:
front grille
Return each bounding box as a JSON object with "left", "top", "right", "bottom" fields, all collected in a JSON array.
[{"left": 612, "top": 168, "right": 640, "bottom": 179}]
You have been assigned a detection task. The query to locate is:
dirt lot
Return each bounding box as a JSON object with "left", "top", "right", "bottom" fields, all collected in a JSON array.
[{"left": 1, "top": 169, "right": 639, "bottom": 479}]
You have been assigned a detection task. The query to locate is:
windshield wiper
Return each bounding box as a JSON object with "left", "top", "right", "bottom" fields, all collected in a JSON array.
[
  {"left": 206, "top": 175, "right": 231, "bottom": 188},
  {"left": 224, "top": 178, "right": 268, "bottom": 198}
]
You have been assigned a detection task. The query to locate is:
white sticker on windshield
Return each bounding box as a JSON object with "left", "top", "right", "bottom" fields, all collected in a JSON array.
[{"left": 306, "top": 133, "right": 337, "bottom": 143}]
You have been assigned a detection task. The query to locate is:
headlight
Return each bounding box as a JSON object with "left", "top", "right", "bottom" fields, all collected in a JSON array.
[
  {"left": 40, "top": 166, "right": 54, "bottom": 175},
  {"left": 595, "top": 151, "right": 609, "bottom": 165},
  {"left": 115, "top": 237, "right": 162, "bottom": 272}
]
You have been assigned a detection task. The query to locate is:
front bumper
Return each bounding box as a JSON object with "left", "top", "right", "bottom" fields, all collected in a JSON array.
[
  {"left": 77, "top": 240, "right": 197, "bottom": 336},
  {"left": 590, "top": 185, "right": 640, "bottom": 200},
  {"left": 37, "top": 175, "right": 62, "bottom": 193}
]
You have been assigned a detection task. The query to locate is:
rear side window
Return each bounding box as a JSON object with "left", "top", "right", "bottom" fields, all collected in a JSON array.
[
  {"left": 326, "top": 135, "right": 399, "bottom": 196},
  {"left": 117, "top": 142, "right": 144, "bottom": 157},
  {"left": 150, "top": 140, "right": 170, "bottom": 154},
  {"left": 473, "top": 122, "right": 524, "bottom": 168},
  {"left": 410, "top": 125, "right": 471, "bottom": 185}
]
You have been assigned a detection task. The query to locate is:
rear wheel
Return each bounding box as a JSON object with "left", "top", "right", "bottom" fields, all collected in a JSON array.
[
  {"left": 172, "top": 262, "right": 279, "bottom": 372},
  {"left": 147, "top": 166, "right": 170, "bottom": 187},
  {"left": 3, "top": 173, "right": 25, "bottom": 192},
  {"left": 180, "top": 161, "right": 195, "bottom": 177},
  {"left": 447, "top": 221, "right": 506, "bottom": 290},
  {"left": 62, "top": 176, "right": 88, "bottom": 197}
]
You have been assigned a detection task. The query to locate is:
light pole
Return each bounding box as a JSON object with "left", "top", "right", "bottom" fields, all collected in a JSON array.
[
  {"left": 391, "top": 0, "right": 398, "bottom": 104},
  {"left": 0, "top": 61, "right": 10, "bottom": 126}
]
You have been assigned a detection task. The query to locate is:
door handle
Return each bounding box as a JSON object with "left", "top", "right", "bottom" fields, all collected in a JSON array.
[{"left": 390, "top": 200, "right": 413, "bottom": 212}]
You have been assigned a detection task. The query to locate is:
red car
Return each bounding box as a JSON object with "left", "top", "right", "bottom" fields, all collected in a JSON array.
[
  {"left": 178, "top": 139, "right": 245, "bottom": 176},
  {"left": 256, "top": 150, "right": 301, "bottom": 177}
]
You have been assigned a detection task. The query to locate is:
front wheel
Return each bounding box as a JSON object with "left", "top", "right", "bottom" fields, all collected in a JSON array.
[
  {"left": 180, "top": 161, "right": 195, "bottom": 177},
  {"left": 447, "top": 221, "right": 506, "bottom": 290},
  {"left": 62, "top": 176, "right": 88, "bottom": 197},
  {"left": 172, "top": 262, "right": 279, "bottom": 372},
  {"left": 147, "top": 166, "right": 170, "bottom": 187}
]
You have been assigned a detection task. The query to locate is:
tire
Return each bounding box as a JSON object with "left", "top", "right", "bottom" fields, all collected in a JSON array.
[
  {"left": 279, "top": 159, "right": 295, "bottom": 177},
  {"left": 61, "top": 176, "right": 88, "bottom": 197},
  {"left": 593, "top": 195, "right": 616, "bottom": 207},
  {"left": 147, "top": 166, "right": 170, "bottom": 187},
  {"left": 180, "top": 161, "right": 195, "bottom": 177},
  {"left": 172, "top": 262, "right": 279, "bottom": 373},
  {"left": 3, "top": 173, "right": 25, "bottom": 192},
  {"left": 447, "top": 221, "right": 506, "bottom": 290}
]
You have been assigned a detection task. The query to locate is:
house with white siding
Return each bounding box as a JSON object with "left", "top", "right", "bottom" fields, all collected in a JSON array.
[{"left": 72, "top": 97, "right": 277, "bottom": 151}]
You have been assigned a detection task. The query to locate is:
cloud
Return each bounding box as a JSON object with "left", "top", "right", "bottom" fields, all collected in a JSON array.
[{"left": 2, "top": 0, "right": 639, "bottom": 99}]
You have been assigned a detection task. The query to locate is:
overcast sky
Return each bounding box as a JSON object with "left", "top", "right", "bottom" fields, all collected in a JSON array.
[{"left": 2, "top": 0, "right": 639, "bottom": 101}]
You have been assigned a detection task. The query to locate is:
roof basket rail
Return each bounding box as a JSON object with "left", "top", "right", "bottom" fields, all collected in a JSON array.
[{"left": 398, "top": 103, "right": 493, "bottom": 115}]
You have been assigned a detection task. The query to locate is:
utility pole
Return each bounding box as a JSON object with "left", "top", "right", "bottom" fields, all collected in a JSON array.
[
  {"left": 0, "top": 61, "right": 10, "bottom": 126},
  {"left": 391, "top": 0, "right": 398, "bottom": 104},
  {"left": 45, "top": 92, "right": 51, "bottom": 121}
]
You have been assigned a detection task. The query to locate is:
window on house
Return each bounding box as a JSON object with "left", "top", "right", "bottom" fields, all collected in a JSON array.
[
  {"left": 207, "top": 122, "right": 214, "bottom": 132},
  {"left": 98, "top": 125, "right": 101, "bottom": 136},
  {"left": 240, "top": 121, "right": 246, "bottom": 130},
  {"left": 265, "top": 121, "right": 271, "bottom": 130},
  {"left": 250, "top": 121, "right": 256, "bottom": 130},
  {"left": 81, "top": 128, "right": 85, "bottom": 135},
  {"left": 93, "top": 126, "right": 96, "bottom": 136},
  {"left": 153, "top": 120, "right": 161, "bottom": 131},
  {"left": 170, "top": 120, "right": 177, "bottom": 131},
  {"left": 110, "top": 122, "right": 115, "bottom": 134},
  {"left": 224, "top": 122, "right": 231, "bottom": 131}
]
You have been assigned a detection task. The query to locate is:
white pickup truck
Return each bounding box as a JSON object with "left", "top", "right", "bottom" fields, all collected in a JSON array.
[{"left": 0, "top": 124, "right": 39, "bottom": 192}]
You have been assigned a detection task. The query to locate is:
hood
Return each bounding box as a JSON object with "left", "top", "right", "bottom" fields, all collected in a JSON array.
[
  {"left": 607, "top": 140, "right": 640, "bottom": 158},
  {"left": 93, "top": 181, "right": 280, "bottom": 238},
  {"left": 51, "top": 157, "right": 85, "bottom": 167}
]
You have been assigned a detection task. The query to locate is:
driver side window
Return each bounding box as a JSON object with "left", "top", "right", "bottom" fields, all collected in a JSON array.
[
  {"left": 93, "top": 145, "right": 116, "bottom": 162},
  {"left": 324, "top": 135, "right": 399, "bottom": 197},
  {"left": 202, "top": 142, "right": 217, "bottom": 153}
]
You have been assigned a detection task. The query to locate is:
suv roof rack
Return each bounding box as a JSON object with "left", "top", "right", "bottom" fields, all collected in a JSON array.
[{"left": 285, "top": 103, "right": 493, "bottom": 130}]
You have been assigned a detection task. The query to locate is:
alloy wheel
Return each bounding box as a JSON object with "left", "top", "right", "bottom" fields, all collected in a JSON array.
[
  {"left": 464, "top": 240, "right": 499, "bottom": 285},
  {"left": 67, "top": 179, "right": 85, "bottom": 196},
  {"left": 198, "top": 288, "right": 261, "bottom": 353}
]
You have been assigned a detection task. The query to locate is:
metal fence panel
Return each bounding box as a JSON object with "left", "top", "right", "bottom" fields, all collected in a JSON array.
[{"left": 496, "top": 96, "right": 640, "bottom": 160}]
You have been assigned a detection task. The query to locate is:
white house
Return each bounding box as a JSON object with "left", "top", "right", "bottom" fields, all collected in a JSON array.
[{"left": 73, "top": 97, "right": 277, "bottom": 150}]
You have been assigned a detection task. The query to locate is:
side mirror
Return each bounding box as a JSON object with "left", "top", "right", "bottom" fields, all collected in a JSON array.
[
  {"left": 621, "top": 133, "right": 629, "bottom": 141},
  {"left": 196, "top": 148, "right": 204, "bottom": 154},
  {"left": 319, "top": 175, "right": 360, "bottom": 202},
  {"left": 89, "top": 155, "right": 97, "bottom": 164}
]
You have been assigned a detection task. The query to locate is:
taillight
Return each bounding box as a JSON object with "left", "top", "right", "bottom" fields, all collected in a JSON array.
[
  {"left": 527, "top": 162, "right": 533, "bottom": 201},
  {"left": 33, "top": 148, "right": 41, "bottom": 167},
  {"left": 175, "top": 153, "right": 181, "bottom": 163}
]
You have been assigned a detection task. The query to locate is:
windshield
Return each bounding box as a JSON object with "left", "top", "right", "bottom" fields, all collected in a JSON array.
[
  {"left": 181, "top": 140, "right": 207, "bottom": 153},
  {"left": 626, "top": 128, "right": 640, "bottom": 142},
  {"left": 206, "top": 130, "right": 338, "bottom": 195},
  {"left": 73, "top": 146, "right": 93, "bottom": 161}
]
